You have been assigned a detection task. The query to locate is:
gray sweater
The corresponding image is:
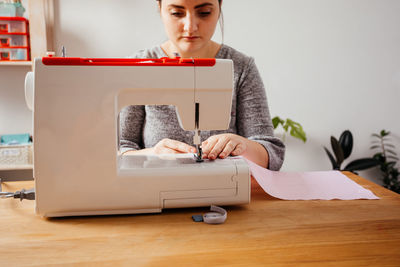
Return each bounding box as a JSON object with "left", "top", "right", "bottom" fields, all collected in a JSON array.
[{"left": 120, "top": 44, "right": 285, "bottom": 170}]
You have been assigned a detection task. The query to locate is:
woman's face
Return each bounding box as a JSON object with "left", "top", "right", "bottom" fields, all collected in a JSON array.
[{"left": 159, "top": 0, "right": 220, "bottom": 56}]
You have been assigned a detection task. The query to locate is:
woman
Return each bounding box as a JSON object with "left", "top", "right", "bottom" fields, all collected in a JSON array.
[{"left": 120, "top": 0, "right": 285, "bottom": 170}]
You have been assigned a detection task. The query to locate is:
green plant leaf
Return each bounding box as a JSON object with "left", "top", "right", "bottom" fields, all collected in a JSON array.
[
  {"left": 324, "top": 147, "right": 340, "bottom": 170},
  {"left": 339, "top": 130, "right": 353, "bottom": 159},
  {"left": 382, "top": 143, "right": 395, "bottom": 148},
  {"left": 374, "top": 154, "right": 386, "bottom": 164},
  {"left": 285, "top": 119, "right": 306, "bottom": 142},
  {"left": 386, "top": 149, "right": 398, "bottom": 156},
  {"left": 370, "top": 145, "right": 380, "bottom": 150},
  {"left": 283, "top": 121, "right": 290, "bottom": 131},
  {"left": 272, "top": 116, "right": 284, "bottom": 129},
  {"left": 372, "top": 133, "right": 381, "bottom": 138},
  {"left": 290, "top": 129, "right": 307, "bottom": 142},
  {"left": 380, "top": 130, "right": 390, "bottom": 137},
  {"left": 286, "top": 119, "right": 300, "bottom": 127},
  {"left": 273, "top": 117, "right": 307, "bottom": 143},
  {"left": 331, "top": 136, "right": 344, "bottom": 166},
  {"left": 388, "top": 155, "right": 399, "bottom": 161},
  {"left": 343, "top": 158, "right": 380, "bottom": 171}
]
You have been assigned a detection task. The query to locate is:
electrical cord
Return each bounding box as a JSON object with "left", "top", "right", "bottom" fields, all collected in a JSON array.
[{"left": 0, "top": 188, "right": 35, "bottom": 201}]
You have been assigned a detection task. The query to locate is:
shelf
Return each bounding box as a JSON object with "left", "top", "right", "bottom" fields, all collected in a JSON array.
[
  {"left": 0, "top": 164, "right": 33, "bottom": 171},
  {"left": 1, "top": 1, "right": 54, "bottom": 67},
  {"left": 0, "top": 61, "right": 31, "bottom": 66}
]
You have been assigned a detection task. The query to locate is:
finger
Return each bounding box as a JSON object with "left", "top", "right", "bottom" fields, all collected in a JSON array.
[
  {"left": 219, "top": 140, "right": 238, "bottom": 158},
  {"left": 231, "top": 143, "right": 246, "bottom": 156},
  {"left": 208, "top": 136, "right": 230, "bottom": 160},
  {"left": 201, "top": 140, "right": 209, "bottom": 158},
  {"left": 164, "top": 139, "right": 196, "bottom": 153},
  {"left": 202, "top": 137, "right": 219, "bottom": 156}
]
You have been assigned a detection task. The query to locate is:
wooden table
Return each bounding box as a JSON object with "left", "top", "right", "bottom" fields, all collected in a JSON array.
[{"left": 1, "top": 172, "right": 400, "bottom": 266}]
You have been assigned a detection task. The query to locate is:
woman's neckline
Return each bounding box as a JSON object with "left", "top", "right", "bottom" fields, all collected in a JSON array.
[{"left": 159, "top": 43, "right": 225, "bottom": 59}]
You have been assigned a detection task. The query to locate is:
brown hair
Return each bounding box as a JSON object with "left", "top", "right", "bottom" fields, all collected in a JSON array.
[{"left": 156, "top": 0, "right": 222, "bottom": 5}]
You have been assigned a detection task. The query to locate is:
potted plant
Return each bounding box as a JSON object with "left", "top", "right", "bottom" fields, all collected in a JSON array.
[
  {"left": 371, "top": 130, "right": 400, "bottom": 193},
  {"left": 324, "top": 130, "right": 379, "bottom": 173}
]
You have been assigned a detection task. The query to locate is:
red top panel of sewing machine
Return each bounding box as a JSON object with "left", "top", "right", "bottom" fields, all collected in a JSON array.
[{"left": 42, "top": 57, "right": 216, "bottom": 67}]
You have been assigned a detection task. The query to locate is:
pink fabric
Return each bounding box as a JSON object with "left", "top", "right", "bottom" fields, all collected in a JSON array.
[{"left": 244, "top": 158, "right": 379, "bottom": 200}]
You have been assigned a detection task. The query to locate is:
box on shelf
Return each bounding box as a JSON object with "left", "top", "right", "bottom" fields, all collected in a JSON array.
[
  {"left": 0, "top": 17, "right": 28, "bottom": 33},
  {"left": 0, "top": 33, "right": 28, "bottom": 47},
  {"left": 0, "top": 144, "right": 32, "bottom": 166},
  {"left": 0, "top": 46, "right": 28, "bottom": 60},
  {"left": 0, "top": 2, "right": 25, "bottom": 17},
  {"left": 0, "top": 16, "right": 29, "bottom": 61}
]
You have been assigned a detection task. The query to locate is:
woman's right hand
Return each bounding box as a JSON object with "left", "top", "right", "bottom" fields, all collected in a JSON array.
[{"left": 152, "top": 138, "right": 196, "bottom": 154}]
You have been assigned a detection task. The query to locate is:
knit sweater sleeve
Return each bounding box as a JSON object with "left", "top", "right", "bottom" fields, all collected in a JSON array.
[
  {"left": 236, "top": 57, "right": 285, "bottom": 170},
  {"left": 119, "top": 105, "right": 145, "bottom": 152}
]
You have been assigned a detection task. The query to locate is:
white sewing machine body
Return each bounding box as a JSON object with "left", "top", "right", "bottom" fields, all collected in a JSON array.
[{"left": 26, "top": 57, "right": 250, "bottom": 217}]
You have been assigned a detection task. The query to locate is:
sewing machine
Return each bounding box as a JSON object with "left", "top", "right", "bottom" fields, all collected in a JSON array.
[{"left": 25, "top": 56, "right": 250, "bottom": 217}]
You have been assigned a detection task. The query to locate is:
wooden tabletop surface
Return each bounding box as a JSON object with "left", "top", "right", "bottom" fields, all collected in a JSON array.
[{"left": 1, "top": 172, "right": 400, "bottom": 266}]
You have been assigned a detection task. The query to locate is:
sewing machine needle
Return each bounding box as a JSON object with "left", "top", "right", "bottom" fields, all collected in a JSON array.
[{"left": 194, "top": 103, "right": 203, "bottom": 162}]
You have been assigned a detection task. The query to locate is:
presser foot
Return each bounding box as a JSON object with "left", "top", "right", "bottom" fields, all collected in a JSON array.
[{"left": 195, "top": 145, "right": 204, "bottom": 162}]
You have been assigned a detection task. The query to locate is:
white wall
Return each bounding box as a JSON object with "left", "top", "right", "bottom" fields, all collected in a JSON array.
[
  {"left": 0, "top": 66, "right": 32, "bottom": 134},
  {"left": 1, "top": 0, "right": 399, "bottom": 184}
]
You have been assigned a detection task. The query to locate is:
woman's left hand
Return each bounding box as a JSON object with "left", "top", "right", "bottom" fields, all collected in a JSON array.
[{"left": 201, "top": 133, "right": 247, "bottom": 160}]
